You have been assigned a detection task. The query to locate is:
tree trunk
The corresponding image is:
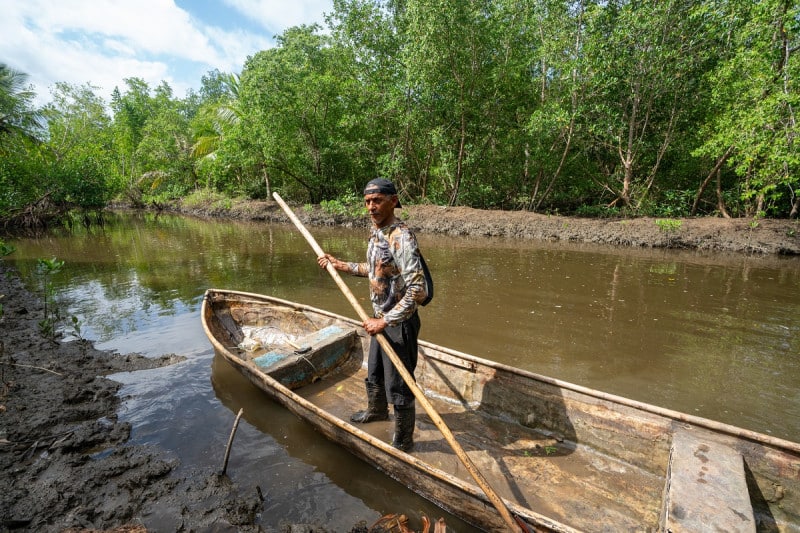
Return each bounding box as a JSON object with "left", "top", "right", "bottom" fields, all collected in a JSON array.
[
  {"left": 263, "top": 168, "right": 271, "bottom": 198},
  {"left": 618, "top": 89, "right": 638, "bottom": 208},
  {"left": 620, "top": 157, "right": 633, "bottom": 207},
  {"left": 716, "top": 169, "right": 731, "bottom": 219},
  {"left": 449, "top": 113, "right": 467, "bottom": 207},
  {"left": 691, "top": 145, "right": 734, "bottom": 216}
]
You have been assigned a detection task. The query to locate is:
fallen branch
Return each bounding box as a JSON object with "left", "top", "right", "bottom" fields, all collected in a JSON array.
[
  {"left": 0, "top": 362, "right": 63, "bottom": 376},
  {"left": 8, "top": 428, "right": 76, "bottom": 449},
  {"left": 220, "top": 407, "right": 244, "bottom": 476}
]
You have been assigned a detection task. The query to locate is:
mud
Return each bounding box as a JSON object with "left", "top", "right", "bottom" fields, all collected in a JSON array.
[
  {"left": 1, "top": 204, "right": 798, "bottom": 532},
  {"left": 0, "top": 264, "right": 269, "bottom": 533},
  {"left": 176, "top": 200, "right": 800, "bottom": 256}
]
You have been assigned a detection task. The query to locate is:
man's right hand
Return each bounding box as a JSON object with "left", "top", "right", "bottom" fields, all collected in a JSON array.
[{"left": 317, "top": 254, "right": 340, "bottom": 271}]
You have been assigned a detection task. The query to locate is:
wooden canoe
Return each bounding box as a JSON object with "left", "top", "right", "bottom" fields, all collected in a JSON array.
[{"left": 201, "top": 288, "right": 800, "bottom": 533}]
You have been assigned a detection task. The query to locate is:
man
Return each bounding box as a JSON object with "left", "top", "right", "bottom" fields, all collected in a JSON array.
[{"left": 317, "top": 178, "right": 427, "bottom": 452}]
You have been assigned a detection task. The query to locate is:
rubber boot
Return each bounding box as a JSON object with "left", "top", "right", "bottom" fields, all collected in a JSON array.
[
  {"left": 391, "top": 402, "right": 415, "bottom": 452},
  {"left": 350, "top": 380, "right": 389, "bottom": 423}
]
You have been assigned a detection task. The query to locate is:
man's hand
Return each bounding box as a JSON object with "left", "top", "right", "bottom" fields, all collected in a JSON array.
[
  {"left": 317, "top": 254, "right": 341, "bottom": 271},
  {"left": 363, "top": 317, "right": 387, "bottom": 335}
]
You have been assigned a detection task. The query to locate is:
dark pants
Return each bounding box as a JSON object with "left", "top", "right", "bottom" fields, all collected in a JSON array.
[{"left": 367, "top": 312, "right": 421, "bottom": 407}]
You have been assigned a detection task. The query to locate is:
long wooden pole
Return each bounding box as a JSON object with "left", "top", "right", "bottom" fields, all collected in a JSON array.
[{"left": 273, "top": 192, "right": 524, "bottom": 533}]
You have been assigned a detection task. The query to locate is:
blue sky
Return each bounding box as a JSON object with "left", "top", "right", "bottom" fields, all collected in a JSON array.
[{"left": 0, "top": 0, "right": 332, "bottom": 106}]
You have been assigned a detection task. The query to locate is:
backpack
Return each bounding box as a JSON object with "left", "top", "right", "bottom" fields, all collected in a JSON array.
[
  {"left": 418, "top": 253, "right": 434, "bottom": 307},
  {"left": 378, "top": 226, "right": 433, "bottom": 306}
]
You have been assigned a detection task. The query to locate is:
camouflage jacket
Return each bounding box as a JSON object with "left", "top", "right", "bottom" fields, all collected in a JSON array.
[{"left": 346, "top": 221, "right": 427, "bottom": 325}]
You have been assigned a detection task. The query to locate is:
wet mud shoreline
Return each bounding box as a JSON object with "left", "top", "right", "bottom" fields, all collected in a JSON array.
[{"left": 0, "top": 264, "right": 266, "bottom": 532}]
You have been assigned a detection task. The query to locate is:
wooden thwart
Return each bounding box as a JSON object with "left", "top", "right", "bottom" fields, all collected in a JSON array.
[
  {"left": 252, "top": 325, "right": 358, "bottom": 389},
  {"left": 662, "top": 429, "right": 755, "bottom": 533}
]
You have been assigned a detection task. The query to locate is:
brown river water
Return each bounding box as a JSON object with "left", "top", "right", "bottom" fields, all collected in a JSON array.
[{"left": 7, "top": 211, "right": 800, "bottom": 530}]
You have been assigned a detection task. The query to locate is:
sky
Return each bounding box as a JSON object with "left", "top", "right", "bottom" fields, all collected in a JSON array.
[{"left": 0, "top": 0, "right": 333, "bottom": 106}]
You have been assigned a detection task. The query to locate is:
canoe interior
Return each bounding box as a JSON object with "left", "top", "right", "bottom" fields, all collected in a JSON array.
[
  {"left": 203, "top": 292, "right": 363, "bottom": 389},
  {"left": 203, "top": 290, "right": 800, "bottom": 532}
]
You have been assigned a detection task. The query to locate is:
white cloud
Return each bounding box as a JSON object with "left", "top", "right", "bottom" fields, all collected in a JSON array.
[
  {"left": 224, "top": 0, "right": 331, "bottom": 33},
  {"left": 202, "top": 25, "right": 271, "bottom": 73},
  {"left": 24, "top": 1, "right": 222, "bottom": 63},
  {"left": 0, "top": 0, "right": 326, "bottom": 106}
]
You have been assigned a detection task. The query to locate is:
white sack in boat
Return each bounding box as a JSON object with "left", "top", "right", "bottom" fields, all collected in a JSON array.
[{"left": 238, "top": 326, "right": 296, "bottom": 351}]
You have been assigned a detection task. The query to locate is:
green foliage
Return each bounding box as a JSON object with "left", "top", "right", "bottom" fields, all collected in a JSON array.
[
  {"left": 320, "top": 192, "right": 366, "bottom": 218},
  {"left": 655, "top": 218, "right": 683, "bottom": 247},
  {"left": 36, "top": 257, "right": 65, "bottom": 337},
  {"left": 749, "top": 211, "right": 766, "bottom": 230},
  {"left": 574, "top": 205, "right": 621, "bottom": 218},
  {"left": 0, "top": 146, "right": 37, "bottom": 219},
  {"left": 182, "top": 188, "right": 233, "bottom": 210},
  {"left": 54, "top": 156, "right": 113, "bottom": 209},
  {"left": 0, "top": 81, "right": 117, "bottom": 224},
  {"left": 2, "top": 1, "right": 798, "bottom": 221},
  {"left": 237, "top": 26, "right": 365, "bottom": 203},
  {"left": 0, "top": 239, "right": 15, "bottom": 258},
  {"left": 655, "top": 219, "right": 683, "bottom": 233},
  {"left": 691, "top": 0, "right": 799, "bottom": 218},
  {"left": 0, "top": 64, "right": 49, "bottom": 221},
  {"left": 0, "top": 63, "right": 43, "bottom": 147},
  {"left": 146, "top": 182, "right": 193, "bottom": 205},
  {"left": 68, "top": 314, "right": 83, "bottom": 341},
  {"left": 642, "top": 190, "right": 694, "bottom": 218}
]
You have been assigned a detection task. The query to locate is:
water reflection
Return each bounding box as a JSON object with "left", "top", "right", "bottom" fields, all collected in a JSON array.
[
  {"left": 416, "top": 236, "right": 800, "bottom": 441},
  {"left": 6, "top": 211, "right": 800, "bottom": 526}
]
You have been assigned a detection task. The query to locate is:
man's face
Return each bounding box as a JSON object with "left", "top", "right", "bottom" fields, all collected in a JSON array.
[{"left": 364, "top": 192, "right": 397, "bottom": 227}]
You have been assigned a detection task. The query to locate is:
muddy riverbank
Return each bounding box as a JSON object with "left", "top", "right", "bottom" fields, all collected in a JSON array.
[
  {"left": 174, "top": 199, "right": 800, "bottom": 256},
  {"left": 0, "top": 263, "right": 275, "bottom": 532}
]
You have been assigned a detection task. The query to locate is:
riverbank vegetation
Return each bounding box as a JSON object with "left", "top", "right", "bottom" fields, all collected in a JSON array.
[{"left": 1, "top": 0, "right": 798, "bottom": 230}]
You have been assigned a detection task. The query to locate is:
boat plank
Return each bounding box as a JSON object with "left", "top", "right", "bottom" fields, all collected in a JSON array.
[{"left": 663, "top": 429, "right": 755, "bottom": 533}]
